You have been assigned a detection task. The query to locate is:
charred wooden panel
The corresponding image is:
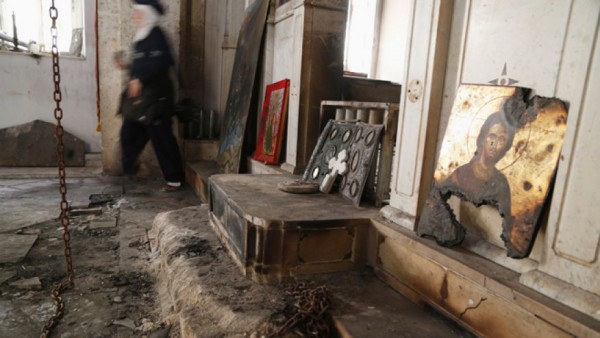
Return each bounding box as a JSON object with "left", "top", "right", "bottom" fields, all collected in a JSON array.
[{"left": 418, "top": 85, "right": 568, "bottom": 258}]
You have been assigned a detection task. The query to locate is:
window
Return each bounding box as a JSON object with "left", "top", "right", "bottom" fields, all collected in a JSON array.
[
  {"left": 0, "top": 0, "right": 84, "bottom": 56},
  {"left": 344, "top": 0, "right": 380, "bottom": 77}
]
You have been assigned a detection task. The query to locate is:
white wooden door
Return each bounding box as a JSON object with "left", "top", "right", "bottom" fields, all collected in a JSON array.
[
  {"left": 540, "top": 2, "right": 600, "bottom": 297},
  {"left": 436, "top": 0, "right": 600, "bottom": 297},
  {"left": 387, "top": 0, "right": 453, "bottom": 228}
]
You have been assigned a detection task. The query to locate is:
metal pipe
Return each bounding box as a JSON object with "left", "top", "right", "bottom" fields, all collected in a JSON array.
[
  {"left": 12, "top": 11, "right": 19, "bottom": 51},
  {"left": 208, "top": 110, "right": 216, "bottom": 139},
  {"left": 0, "top": 31, "right": 28, "bottom": 49}
]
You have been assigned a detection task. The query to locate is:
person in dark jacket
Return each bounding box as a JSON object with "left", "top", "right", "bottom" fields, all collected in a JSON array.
[{"left": 116, "top": 0, "right": 184, "bottom": 191}]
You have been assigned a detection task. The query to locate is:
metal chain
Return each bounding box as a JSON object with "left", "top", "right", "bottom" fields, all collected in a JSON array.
[
  {"left": 270, "top": 281, "right": 333, "bottom": 337},
  {"left": 41, "top": 2, "right": 75, "bottom": 337}
]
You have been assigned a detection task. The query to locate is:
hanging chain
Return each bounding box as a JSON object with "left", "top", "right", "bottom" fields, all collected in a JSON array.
[{"left": 41, "top": 2, "right": 75, "bottom": 337}]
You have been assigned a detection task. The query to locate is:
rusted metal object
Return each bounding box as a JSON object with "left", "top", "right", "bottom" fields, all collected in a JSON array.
[
  {"left": 269, "top": 281, "right": 333, "bottom": 337},
  {"left": 41, "top": 2, "right": 75, "bottom": 337},
  {"left": 417, "top": 85, "right": 568, "bottom": 258}
]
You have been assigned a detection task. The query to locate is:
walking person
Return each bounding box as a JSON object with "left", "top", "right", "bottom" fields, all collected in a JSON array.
[{"left": 115, "top": 0, "right": 184, "bottom": 191}]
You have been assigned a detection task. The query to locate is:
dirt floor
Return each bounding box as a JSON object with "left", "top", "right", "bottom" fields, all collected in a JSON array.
[
  {"left": 0, "top": 173, "right": 322, "bottom": 338},
  {"left": 0, "top": 169, "right": 474, "bottom": 338},
  {"left": 0, "top": 174, "right": 201, "bottom": 337}
]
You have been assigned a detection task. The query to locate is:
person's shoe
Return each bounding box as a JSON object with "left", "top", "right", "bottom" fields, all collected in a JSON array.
[
  {"left": 159, "top": 182, "right": 183, "bottom": 192},
  {"left": 160, "top": 185, "right": 181, "bottom": 192}
]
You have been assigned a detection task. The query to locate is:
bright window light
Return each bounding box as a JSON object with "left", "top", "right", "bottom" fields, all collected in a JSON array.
[
  {"left": 344, "top": 0, "right": 378, "bottom": 77},
  {"left": 0, "top": 0, "right": 84, "bottom": 56}
]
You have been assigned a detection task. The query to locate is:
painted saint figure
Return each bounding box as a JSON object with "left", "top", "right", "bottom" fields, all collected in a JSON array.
[
  {"left": 418, "top": 86, "right": 568, "bottom": 259},
  {"left": 418, "top": 110, "right": 517, "bottom": 252},
  {"left": 441, "top": 111, "right": 515, "bottom": 222}
]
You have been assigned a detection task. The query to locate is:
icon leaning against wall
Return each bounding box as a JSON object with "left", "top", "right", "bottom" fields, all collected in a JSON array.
[{"left": 417, "top": 84, "right": 568, "bottom": 259}]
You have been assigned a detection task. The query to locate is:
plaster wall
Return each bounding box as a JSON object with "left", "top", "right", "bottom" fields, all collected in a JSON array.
[{"left": 0, "top": 2, "right": 99, "bottom": 152}]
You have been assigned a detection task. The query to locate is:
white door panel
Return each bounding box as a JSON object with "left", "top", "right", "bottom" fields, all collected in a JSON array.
[
  {"left": 542, "top": 0, "right": 600, "bottom": 294},
  {"left": 461, "top": 0, "right": 571, "bottom": 95},
  {"left": 434, "top": 0, "right": 600, "bottom": 295},
  {"left": 389, "top": 0, "right": 453, "bottom": 221}
]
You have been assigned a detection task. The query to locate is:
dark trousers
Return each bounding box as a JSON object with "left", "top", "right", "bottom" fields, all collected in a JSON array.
[{"left": 120, "top": 118, "right": 185, "bottom": 183}]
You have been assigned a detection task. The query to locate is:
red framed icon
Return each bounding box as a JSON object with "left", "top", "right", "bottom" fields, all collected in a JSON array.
[{"left": 254, "top": 79, "right": 290, "bottom": 164}]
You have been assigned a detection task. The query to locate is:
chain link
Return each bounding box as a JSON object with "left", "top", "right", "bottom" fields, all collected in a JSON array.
[
  {"left": 41, "top": 2, "right": 75, "bottom": 337},
  {"left": 270, "top": 281, "right": 333, "bottom": 337}
]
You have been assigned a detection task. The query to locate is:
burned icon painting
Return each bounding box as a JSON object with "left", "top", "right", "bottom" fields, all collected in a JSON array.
[{"left": 417, "top": 84, "right": 568, "bottom": 258}]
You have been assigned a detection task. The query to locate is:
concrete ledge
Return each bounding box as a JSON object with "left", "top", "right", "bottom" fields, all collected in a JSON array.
[
  {"left": 0, "top": 166, "right": 103, "bottom": 179},
  {"left": 183, "top": 140, "right": 218, "bottom": 162},
  {"left": 185, "top": 161, "right": 221, "bottom": 203},
  {"left": 150, "top": 205, "right": 284, "bottom": 337}
]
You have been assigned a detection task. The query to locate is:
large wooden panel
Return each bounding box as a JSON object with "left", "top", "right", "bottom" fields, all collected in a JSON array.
[
  {"left": 284, "top": 7, "right": 304, "bottom": 170},
  {"left": 418, "top": 85, "right": 568, "bottom": 258},
  {"left": 269, "top": 0, "right": 348, "bottom": 174},
  {"left": 217, "top": 0, "right": 270, "bottom": 173},
  {"left": 375, "top": 225, "right": 583, "bottom": 337},
  {"left": 389, "top": 0, "right": 452, "bottom": 224}
]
